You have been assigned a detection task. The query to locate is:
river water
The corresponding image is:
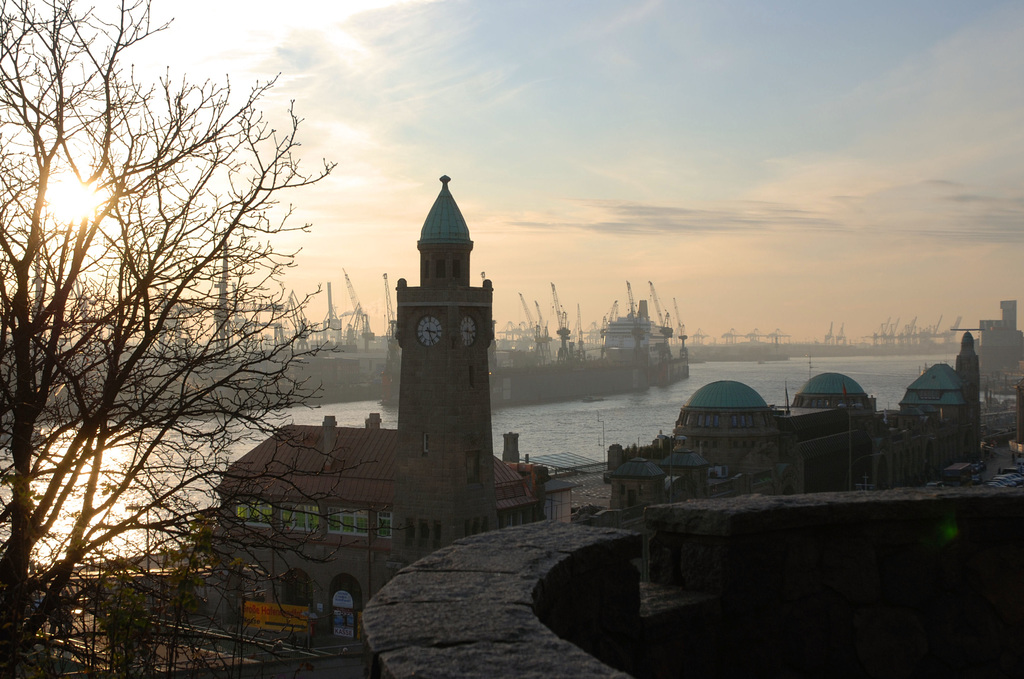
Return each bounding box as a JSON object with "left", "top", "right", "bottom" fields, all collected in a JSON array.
[{"left": 278, "top": 352, "right": 962, "bottom": 464}]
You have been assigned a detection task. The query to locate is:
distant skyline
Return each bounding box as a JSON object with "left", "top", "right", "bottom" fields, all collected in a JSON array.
[{"left": 132, "top": 0, "right": 1024, "bottom": 342}]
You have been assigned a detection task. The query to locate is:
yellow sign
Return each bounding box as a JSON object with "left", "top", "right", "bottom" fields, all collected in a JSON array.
[{"left": 243, "top": 601, "right": 308, "bottom": 632}]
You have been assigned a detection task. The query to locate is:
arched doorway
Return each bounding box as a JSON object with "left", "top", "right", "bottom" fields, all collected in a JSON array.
[{"left": 329, "top": 573, "right": 364, "bottom": 640}]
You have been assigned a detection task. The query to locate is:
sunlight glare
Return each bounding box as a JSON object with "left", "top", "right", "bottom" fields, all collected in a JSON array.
[{"left": 45, "top": 177, "right": 102, "bottom": 224}]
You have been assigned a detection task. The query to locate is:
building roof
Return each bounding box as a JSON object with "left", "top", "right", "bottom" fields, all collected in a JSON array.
[
  {"left": 798, "top": 372, "right": 866, "bottom": 396},
  {"left": 419, "top": 175, "right": 472, "bottom": 246},
  {"left": 684, "top": 380, "right": 768, "bottom": 410},
  {"left": 899, "top": 363, "right": 967, "bottom": 407},
  {"left": 494, "top": 461, "right": 541, "bottom": 512},
  {"left": 610, "top": 457, "right": 666, "bottom": 479},
  {"left": 222, "top": 422, "right": 534, "bottom": 511},
  {"left": 222, "top": 423, "right": 397, "bottom": 505},
  {"left": 659, "top": 450, "right": 710, "bottom": 469}
]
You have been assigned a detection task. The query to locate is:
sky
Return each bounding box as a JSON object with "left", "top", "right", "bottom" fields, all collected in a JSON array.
[{"left": 130, "top": 0, "right": 1024, "bottom": 342}]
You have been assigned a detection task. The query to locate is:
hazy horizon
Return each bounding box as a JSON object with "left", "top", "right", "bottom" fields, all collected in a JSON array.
[{"left": 129, "top": 0, "right": 1023, "bottom": 342}]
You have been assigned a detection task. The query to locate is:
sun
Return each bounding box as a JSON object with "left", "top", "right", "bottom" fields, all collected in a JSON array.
[{"left": 45, "top": 176, "right": 102, "bottom": 223}]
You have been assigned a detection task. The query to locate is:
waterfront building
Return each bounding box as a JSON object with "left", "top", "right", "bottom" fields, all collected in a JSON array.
[
  {"left": 215, "top": 177, "right": 544, "bottom": 641},
  {"left": 649, "top": 334, "right": 983, "bottom": 502},
  {"left": 608, "top": 457, "right": 666, "bottom": 510},
  {"left": 977, "top": 300, "right": 1024, "bottom": 373}
]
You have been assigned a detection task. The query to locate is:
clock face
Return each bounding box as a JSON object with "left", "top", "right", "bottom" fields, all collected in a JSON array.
[
  {"left": 460, "top": 316, "right": 477, "bottom": 346},
  {"left": 416, "top": 315, "right": 442, "bottom": 346}
]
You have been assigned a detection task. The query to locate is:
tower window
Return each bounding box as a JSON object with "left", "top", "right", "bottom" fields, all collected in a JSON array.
[
  {"left": 422, "top": 259, "right": 429, "bottom": 280},
  {"left": 433, "top": 521, "right": 442, "bottom": 548},
  {"left": 435, "top": 259, "right": 446, "bottom": 278},
  {"left": 422, "top": 432, "right": 429, "bottom": 456},
  {"left": 452, "top": 258, "right": 461, "bottom": 279},
  {"left": 419, "top": 519, "right": 429, "bottom": 546}
]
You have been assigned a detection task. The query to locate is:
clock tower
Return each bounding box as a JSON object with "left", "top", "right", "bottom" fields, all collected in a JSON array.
[{"left": 392, "top": 176, "right": 497, "bottom": 565}]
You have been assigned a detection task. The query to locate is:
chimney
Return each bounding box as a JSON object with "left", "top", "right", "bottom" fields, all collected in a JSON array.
[
  {"left": 638, "top": 299, "right": 649, "bottom": 319},
  {"left": 502, "top": 432, "right": 520, "bottom": 463},
  {"left": 322, "top": 415, "right": 337, "bottom": 457},
  {"left": 365, "top": 412, "right": 382, "bottom": 430}
]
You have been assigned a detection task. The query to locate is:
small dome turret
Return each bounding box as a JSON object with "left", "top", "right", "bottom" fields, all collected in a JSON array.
[{"left": 419, "top": 175, "right": 472, "bottom": 246}]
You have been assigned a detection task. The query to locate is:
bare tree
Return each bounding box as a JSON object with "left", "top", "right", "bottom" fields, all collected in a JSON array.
[{"left": 0, "top": 0, "right": 331, "bottom": 670}]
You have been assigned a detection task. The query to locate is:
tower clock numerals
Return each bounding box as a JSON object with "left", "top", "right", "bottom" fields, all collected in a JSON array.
[
  {"left": 416, "top": 315, "right": 442, "bottom": 346},
  {"left": 460, "top": 316, "right": 477, "bottom": 346}
]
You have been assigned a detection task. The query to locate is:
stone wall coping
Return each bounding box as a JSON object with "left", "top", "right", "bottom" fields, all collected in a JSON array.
[
  {"left": 363, "top": 522, "right": 640, "bottom": 678},
  {"left": 645, "top": 487, "right": 1024, "bottom": 537}
]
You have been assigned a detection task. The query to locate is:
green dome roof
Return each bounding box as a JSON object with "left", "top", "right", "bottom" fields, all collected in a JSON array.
[
  {"left": 659, "top": 451, "right": 710, "bottom": 469},
  {"left": 685, "top": 380, "right": 768, "bottom": 410},
  {"left": 798, "top": 372, "right": 866, "bottom": 396},
  {"left": 610, "top": 457, "right": 666, "bottom": 479},
  {"left": 900, "top": 363, "right": 966, "bottom": 407},
  {"left": 419, "top": 175, "right": 471, "bottom": 245}
]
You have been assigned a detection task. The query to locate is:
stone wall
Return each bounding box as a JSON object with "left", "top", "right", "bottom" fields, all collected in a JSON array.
[
  {"left": 362, "top": 523, "right": 641, "bottom": 678},
  {"left": 363, "top": 488, "right": 1024, "bottom": 678}
]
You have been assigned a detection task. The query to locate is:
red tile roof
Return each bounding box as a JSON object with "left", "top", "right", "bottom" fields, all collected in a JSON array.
[
  {"left": 493, "top": 459, "right": 541, "bottom": 512},
  {"left": 222, "top": 424, "right": 397, "bottom": 506},
  {"left": 222, "top": 424, "right": 539, "bottom": 512}
]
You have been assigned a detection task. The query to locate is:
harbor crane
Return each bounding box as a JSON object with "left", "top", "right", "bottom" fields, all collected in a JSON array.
[
  {"left": 625, "top": 281, "right": 644, "bottom": 363},
  {"left": 383, "top": 273, "right": 396, "bottom": 338},
  {"left": 519, "top": 292, "right": 536, "bottom": 330},
  {"left": 672, "top": 297, "right": 688, "bottom": 358},
  {"left": 824, "top": 322, "right": 834, "bottom": 345},
  {"left": 519, "top": 292, "right": 551, "bottom": 361},
  {"left": 648, "top": 282, "right": 665, "bottom": 326},
  {"left": 343, "top": 269, "right": 373, "bottom": 350},
  {"left": 534, "top": 300, "right": 552, "bottom": 362},
  {"left": 550, "top": 283, "right": 572, "bottom": 362},
  {"left": 602, "top": 300, "right": 619, "bottom": 329},
  {"left": 288, "top": 290, "right": 311, "bottom": 351},
  {"left": 691, "top": 328, "right": 708, "bottom": 345},
  {"left": 648, "top": 281, "right": 674, "bottom": 340},
  {"left": 672, "top": 297, "right": 686, "bottom": 338},
  {"left": 574, "top": 304, "right": 585, "bottom": 361}
]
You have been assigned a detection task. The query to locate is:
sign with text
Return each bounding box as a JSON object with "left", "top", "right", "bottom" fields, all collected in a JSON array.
[
  {"left": 243, "top": 601, "right": 307, "bottom": 632},
  {"left": 333, "top": 590, "right": 356, "bottom": 638}
]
